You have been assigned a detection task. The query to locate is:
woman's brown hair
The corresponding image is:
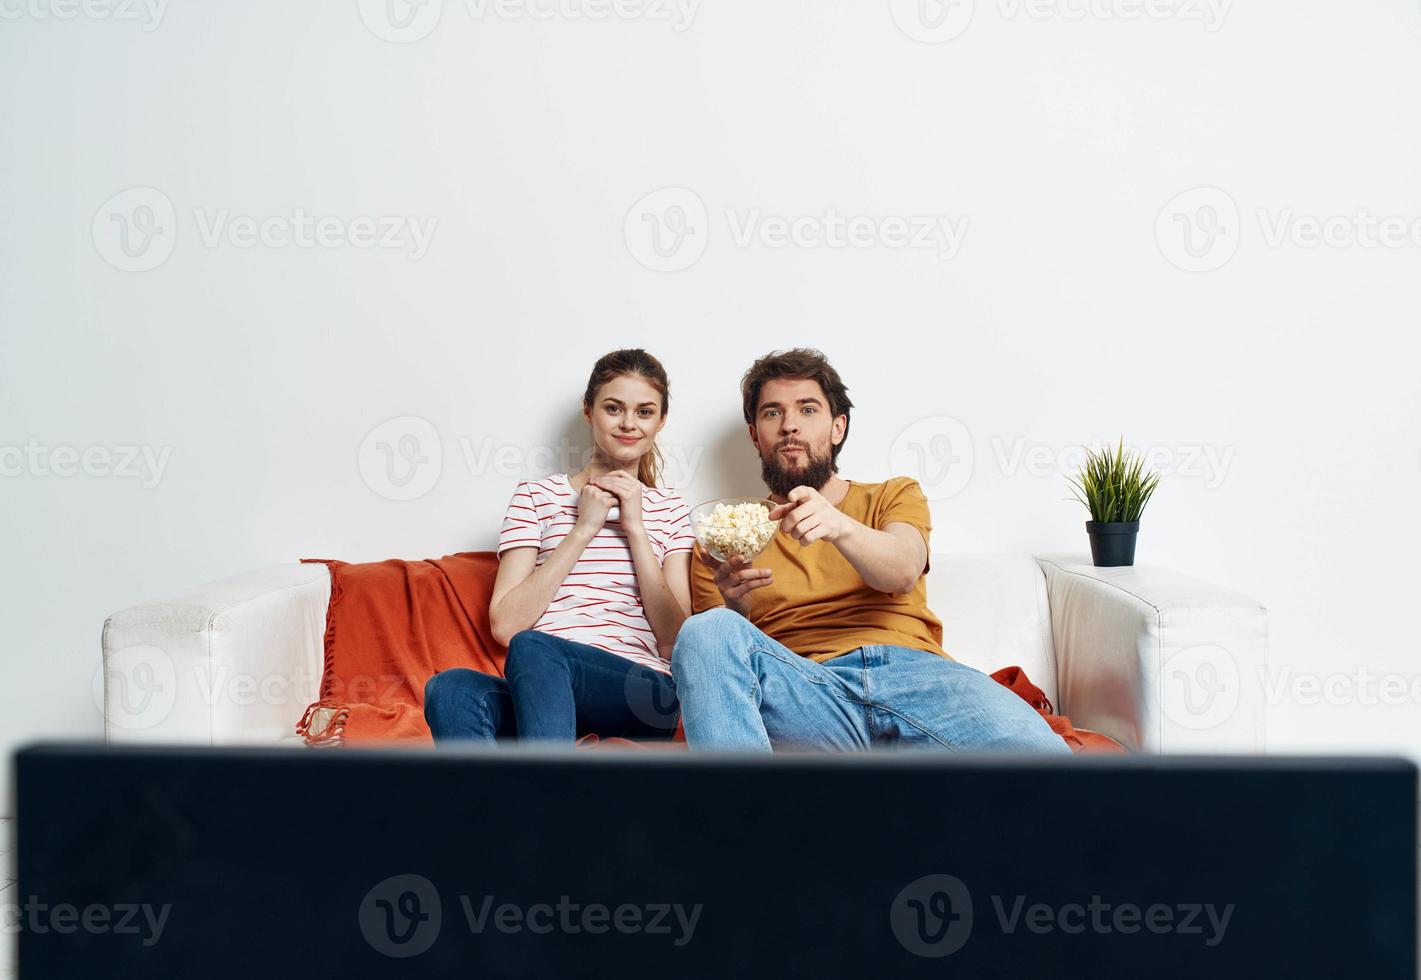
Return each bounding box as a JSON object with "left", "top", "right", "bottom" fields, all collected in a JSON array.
[{"left": 582, "top": 349, "right": 670, "bottom": 488}]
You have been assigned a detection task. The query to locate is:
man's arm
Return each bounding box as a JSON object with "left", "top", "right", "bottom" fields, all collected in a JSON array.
[
  {"left": 832, "top": 519, "right": 926, "bottom": 595},
  {"left": 694, "top": 546, "right": 772, "bottom": 618},
  {"left": 770, "top": 485, "right": 927, "bottom": 596}
]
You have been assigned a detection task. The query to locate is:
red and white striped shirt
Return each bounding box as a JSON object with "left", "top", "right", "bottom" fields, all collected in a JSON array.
[{"left": 496, "top": 473, "right": 694, "bottom": 674}]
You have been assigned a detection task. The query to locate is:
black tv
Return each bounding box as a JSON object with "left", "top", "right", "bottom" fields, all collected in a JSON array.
[{"left": 13, "top": 743, "right": 1417, "bottom": 977}]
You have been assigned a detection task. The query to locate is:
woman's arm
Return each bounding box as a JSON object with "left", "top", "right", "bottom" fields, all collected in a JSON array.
[
  {"left": 624, "top": 532, "right": 691, "bottom": 660},
  {"left": 591, "top": 472, "right": 690, "bottom": 660},
  {"left": 489, "top": 484, "right": 614, "bottom": 646}
]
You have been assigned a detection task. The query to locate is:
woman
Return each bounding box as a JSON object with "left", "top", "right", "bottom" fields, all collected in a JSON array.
[{"left": 424, "top": 349, "right": 693, "bottom": 743}]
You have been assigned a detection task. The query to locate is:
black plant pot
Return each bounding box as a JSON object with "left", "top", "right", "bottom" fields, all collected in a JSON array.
[{"left": 1086, "top": 520, "right": 1139, "bottom": 567}]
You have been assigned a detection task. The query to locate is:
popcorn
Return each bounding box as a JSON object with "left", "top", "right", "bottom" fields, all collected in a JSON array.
[{"left": 693, "top": 501, "right": 777, "bottom": 561}]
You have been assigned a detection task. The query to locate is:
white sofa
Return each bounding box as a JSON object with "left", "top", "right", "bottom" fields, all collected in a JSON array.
[{"left": 100, "top": 553, "right": 1268, "bottom": 752}]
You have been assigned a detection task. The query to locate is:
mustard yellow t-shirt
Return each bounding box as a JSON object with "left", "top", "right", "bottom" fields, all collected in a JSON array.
[{"left": 690, "top": 477, "right": 950, "bottom": 663}]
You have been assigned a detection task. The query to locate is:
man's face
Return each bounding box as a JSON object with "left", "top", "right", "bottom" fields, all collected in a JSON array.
[{"left": 749, "top": 377, "right": 846, "bottom": 497}]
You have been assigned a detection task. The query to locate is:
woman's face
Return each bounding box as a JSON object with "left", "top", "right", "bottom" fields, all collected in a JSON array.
[{"left": 585, "top": 373, "right": 665, "bottom": 468}]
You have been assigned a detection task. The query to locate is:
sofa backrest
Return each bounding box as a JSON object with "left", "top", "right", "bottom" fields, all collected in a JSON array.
[{"left": 924, "top": 554, "right": 1059, "bottom": 708}]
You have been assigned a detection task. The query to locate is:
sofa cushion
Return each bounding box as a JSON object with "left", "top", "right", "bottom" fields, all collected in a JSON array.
[{"left": 925, "top": 554, "right": 1059, "bottom": 708}]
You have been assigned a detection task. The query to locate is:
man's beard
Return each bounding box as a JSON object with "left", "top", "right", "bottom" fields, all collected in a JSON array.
[{"left": 760, "top": 440, "right": 836, "bottom": 498}]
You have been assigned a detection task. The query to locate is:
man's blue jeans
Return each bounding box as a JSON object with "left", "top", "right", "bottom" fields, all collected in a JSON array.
[
  {"left": 424, "top": 630, "right": 679, "bottom": 743},
  {"left": 670, "top": 608, "right": 1071, "bottom": 752}
]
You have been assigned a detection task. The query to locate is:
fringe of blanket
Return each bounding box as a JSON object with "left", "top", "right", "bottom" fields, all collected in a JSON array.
[{"left": 294, "top": 559, "right": 349, "bottom": 747}]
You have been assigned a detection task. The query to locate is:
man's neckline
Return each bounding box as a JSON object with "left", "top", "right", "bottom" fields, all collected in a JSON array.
[{"left": 768, "top": 478, "right": 854, "bottom": 507}]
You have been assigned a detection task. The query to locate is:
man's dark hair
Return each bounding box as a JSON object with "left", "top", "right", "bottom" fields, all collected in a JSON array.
[{"left": 740, "top": 348, "right": 854, "bottom": 465}]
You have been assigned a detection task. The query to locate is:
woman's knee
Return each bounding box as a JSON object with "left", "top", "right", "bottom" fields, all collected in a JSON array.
[
  {"left": 423, "top": 669, "right": 462, "bottom": 715},
  {"left": 424, "top": 668, "right": 495, "bottom": 710},
  {"left": 504, "top": 630, "right": 568, "bottom": 678},
  {"left": 424, "top": 668, "right": 510, "bottom": 740},
  {"left": 423, "top": 669, "right": 471, "bottom": 728}
]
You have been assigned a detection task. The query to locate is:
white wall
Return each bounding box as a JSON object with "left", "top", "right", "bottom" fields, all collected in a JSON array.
[{"left": 2, "top": 0, "right": 1419, "bottom": 813}]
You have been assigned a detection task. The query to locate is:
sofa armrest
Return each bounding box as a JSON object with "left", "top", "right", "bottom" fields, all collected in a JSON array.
[
  {"left": 101, "top": 563, "right": 330, "bottom": 745},
  {"left": 1033, "top": 554, "right": 1267, "bottom": 753}
]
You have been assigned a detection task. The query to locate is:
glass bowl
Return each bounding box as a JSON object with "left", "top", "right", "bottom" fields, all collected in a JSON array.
[{"left": 689, "top": 497, "right": 779, "bottom": 562}]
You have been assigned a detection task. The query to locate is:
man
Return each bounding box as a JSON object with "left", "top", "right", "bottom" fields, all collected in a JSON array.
[{"left": 672, "top": 349, "right": 1070, "bottom": 753}]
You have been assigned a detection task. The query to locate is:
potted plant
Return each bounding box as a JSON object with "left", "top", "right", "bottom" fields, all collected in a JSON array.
[{"left": 1066, "top": 437, "right": 1161, "bottom": 567}]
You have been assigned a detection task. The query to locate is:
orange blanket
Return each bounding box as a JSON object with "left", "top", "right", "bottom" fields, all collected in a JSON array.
[
  {"left": 296, "top": 553, "right": 506, "bottom": 745},
  {"left": 988, "top": 666, "right": 1125, "bottom": 754},
  {"left": 296, "top": 552, "right": 1123, "bottom": 753}
]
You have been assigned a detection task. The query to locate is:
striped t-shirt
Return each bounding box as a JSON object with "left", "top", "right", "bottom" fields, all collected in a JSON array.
[{"left": 496, "top": 473, "right": 694, "bottom": 673}]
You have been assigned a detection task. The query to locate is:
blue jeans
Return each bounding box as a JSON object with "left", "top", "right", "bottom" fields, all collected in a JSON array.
[
  {"left": 670, "top": 608, "right": 1071, "bottom": 753},
  {"left": 424, "top": 630, "right": 679, "bottom": 744},
  {"left": 424, "top": 668, "right": 514, "bottom": 743}
]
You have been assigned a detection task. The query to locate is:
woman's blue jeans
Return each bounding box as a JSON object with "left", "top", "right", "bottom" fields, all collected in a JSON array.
[{"left": 424, "top": 630, "right": 680, "bottom": 744}]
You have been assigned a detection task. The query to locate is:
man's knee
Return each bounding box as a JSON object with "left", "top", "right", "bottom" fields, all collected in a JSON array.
[
  {"left": 674, "top": 607, "right": 745, "bottom": 652},
  {"left": 952, "top": 664, "right": 1072, "bottom": 753},
  {"left": 672, "top": 608, "right": 752, "bottom": 681}
]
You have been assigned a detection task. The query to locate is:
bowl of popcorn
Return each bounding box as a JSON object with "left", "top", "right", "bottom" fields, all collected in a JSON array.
[{"left": 689, "top": 497, "right": 779, "bottom": 562}]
